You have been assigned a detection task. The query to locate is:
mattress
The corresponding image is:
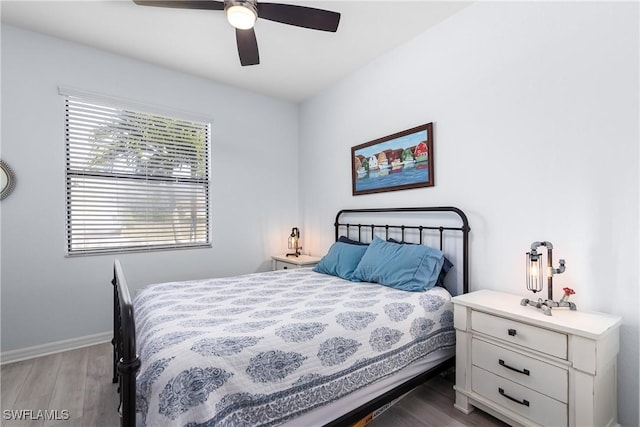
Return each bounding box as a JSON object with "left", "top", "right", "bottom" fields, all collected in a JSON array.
[{"left": 133, "top": 268, "right": 456, "bottom": 426}]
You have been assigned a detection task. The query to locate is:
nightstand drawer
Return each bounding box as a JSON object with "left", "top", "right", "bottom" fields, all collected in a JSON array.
[
  {"left": 272, "top": 255, "right": 322, "bottom": 271},
  {"left": 274, "top": 260, "right": 301, "bottom": 270},
  {"left": 472, "top": 338, "right": 567, "bottom": 402},
  {"left": 472, "top": 366, "right": 567, "bottom": 427},
  {"left": 471, "top": 310, "right": 567, "bottom": 359}
]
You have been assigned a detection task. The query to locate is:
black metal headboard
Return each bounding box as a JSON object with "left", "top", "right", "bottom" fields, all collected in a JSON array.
[{"left": 334, "top": 207, "right": 470, "bottom": 295}]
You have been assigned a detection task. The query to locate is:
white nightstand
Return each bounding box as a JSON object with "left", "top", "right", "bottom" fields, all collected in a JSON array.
[
  {"left": 452, "top": 289, "right": 621, "bottom": 427},
  {"left": 271, "top": 254, "right": 322, "bottom": 271}
]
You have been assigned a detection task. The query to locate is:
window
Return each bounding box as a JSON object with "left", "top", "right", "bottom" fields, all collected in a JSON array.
[{"left": 64, "top": 93, "right": 211, "bottom": 255}]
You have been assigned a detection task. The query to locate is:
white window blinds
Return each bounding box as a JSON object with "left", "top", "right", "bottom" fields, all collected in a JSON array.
[{"left": 65, "top": 95, "right": 211, "bottom": 255}]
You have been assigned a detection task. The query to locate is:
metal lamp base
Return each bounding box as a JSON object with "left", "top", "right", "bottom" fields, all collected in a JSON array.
[{"left": 520, "top": 298, "right": 577, "bottom": 316}]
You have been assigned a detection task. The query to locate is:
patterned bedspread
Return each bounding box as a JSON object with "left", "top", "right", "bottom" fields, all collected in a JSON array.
[{"left": 134, "top": 268, "right": 455, "bottom": 427}]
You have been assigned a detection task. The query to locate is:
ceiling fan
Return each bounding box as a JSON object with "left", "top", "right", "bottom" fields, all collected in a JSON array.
[{"left": 132, "top": 0, "right": 341, "bottom": 66}]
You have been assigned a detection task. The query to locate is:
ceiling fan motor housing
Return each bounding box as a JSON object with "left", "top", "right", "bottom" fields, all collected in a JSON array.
[
  {"left": 133, "top": 0, "right": 340, "bottom": 66},
  {"left": 225, "top": 0, "right": 258, "bottom": 30},
  {"left": 224, "top": 0, "right": 258, "bottom": 16}
]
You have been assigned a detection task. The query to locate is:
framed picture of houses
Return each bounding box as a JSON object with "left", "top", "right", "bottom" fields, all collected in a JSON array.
[{"left": 351, "top": 123, "right": 434, "bottom": 196}]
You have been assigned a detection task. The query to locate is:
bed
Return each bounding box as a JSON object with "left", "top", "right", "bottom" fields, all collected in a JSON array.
[{"left": 111, "top": 207, "right": 470, "bottom": 427}]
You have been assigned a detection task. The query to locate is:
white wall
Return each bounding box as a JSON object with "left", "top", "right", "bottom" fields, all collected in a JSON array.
[
  {"left": 1, "top": 26, "right": 299, "bottom": 352},
  {"left": 2, "top": 1, "right": 638, "bottom": 424},
  {"left": 299, "top": 2, "right": 638, "bottom": 426}
]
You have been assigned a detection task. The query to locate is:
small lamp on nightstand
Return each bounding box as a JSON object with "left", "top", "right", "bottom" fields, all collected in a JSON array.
[
  {"left": 520, "top": 240, "right": 576, "bottom": 315},
  {"left": 287, "top": 227, "right": 301, "bottom": 257}
]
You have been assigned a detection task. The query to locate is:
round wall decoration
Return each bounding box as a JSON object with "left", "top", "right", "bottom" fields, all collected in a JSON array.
[{"left": 1, "top": 160, "right": 16, "bottom": 200}]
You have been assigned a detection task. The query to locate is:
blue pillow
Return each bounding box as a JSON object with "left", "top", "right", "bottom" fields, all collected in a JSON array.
[
  {"left": 438, "top": 256, "right": 454, "bottom": 287},
  {"left": 352, "top": 237, "right": 445, "bottom": 291},
  {"left": 387, "top": 238, "right": 453, "bottom": 287},
  {"left": 338, "top": 236, "right": 368, "bottom": 246},
  {"left": 313, "top": 241, "right": 369, "bottom": 281}
]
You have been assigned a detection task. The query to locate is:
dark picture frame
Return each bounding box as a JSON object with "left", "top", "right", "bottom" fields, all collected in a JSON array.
[{"left": 352, "top": 123, "right": 434, "bottom": 196}]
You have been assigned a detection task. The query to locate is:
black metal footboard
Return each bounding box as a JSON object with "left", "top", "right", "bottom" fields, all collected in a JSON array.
[{"left": 112, "top": 260, "right": 140, "bottom": 427}]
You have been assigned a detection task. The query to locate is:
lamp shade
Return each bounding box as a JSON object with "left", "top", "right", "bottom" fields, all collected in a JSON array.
[
  {"left": 526, "top": 250, "right": 544, "bottom": 293},
  {"left": 226, "top": 5, "right": 257, "bottom": 29},
  {"left": 287, "top": 227, "right": 301, "bottom": 256}
]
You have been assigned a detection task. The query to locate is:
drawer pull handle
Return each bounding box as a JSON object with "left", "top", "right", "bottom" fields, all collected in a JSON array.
[
  {"left": 507, "top": 328, "right": 517, "bottom": 336},
  {"left": 499, "top": 359, "right": 530, "bottom": 376},
  {"left": 498, "top": 387, "right": 530, "bottom": 407}
]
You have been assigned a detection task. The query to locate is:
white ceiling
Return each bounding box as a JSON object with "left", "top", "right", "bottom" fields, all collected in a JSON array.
[{"left": 1, "top": 0, "right": 471, "bottom": 102}]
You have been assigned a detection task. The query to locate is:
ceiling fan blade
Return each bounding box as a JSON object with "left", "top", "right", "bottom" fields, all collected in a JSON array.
[
  {"left": 257, "top": 3, "right": 340, "bottom": 32},
  {"left": 236, "top": 28, "right": 260, "bottom": 66},
  {"left": 132, "top": 0, "right": 224, "bottom": 11}
]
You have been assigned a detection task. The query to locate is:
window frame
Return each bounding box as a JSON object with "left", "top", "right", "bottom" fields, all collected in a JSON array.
[{"left": 60, "top": 86, "right": 213, "bottom": 256}]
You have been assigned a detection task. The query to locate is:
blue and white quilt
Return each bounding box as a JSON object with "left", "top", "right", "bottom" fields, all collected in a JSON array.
[{"left": 134, "top": 268, "right": 455, "bottom": 427}]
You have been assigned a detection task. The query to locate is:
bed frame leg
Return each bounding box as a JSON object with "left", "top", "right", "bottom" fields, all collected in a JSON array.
[
  {"left": 112, "top": 260, "right": 140, "bottom": 427},
  {"left": 118, "top": 356, "right": 141, "bottom": 427},
  {"left": 112, "top": 276, "right": 119, "bottom": 384},
  {"left": 111, "top": 339, "right": 118, "bottom": 384}
]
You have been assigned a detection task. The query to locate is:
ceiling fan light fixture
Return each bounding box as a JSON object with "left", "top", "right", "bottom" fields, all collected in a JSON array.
[
  {"left": 133, "top": 0, "right": 341, "bottom": 66},
  {"left": 226, "top": 4, "right": 257, "bottom": 30}
]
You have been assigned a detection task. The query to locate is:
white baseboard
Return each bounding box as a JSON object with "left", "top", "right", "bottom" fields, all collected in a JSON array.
[{"left": 1, "top": 331, "right": 112, "bottom": 365}]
